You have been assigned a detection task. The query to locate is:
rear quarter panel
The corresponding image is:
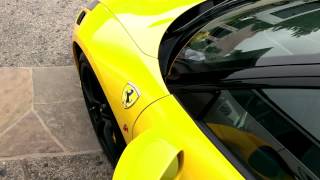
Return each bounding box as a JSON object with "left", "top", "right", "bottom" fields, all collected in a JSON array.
[{"left": 133, "top": 95, "right": 244, "bottom": 179}]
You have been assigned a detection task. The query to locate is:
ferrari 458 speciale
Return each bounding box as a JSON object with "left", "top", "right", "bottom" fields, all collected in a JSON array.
[{"left": 73, "top": 0, "right": 320, "bottom": 179}]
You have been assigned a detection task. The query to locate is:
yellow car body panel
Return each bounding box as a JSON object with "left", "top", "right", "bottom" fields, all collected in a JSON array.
[
  {"left": 73, "top": 3, "right": 170, "bottom": 143},
  {"left": 132, "top": 95, "right": 244, "bottom": 180},
  {"left": 113, "top": 129, "right": 183, "bottom": 179},
  {"left": 100, "top": 0, "right": 205, "bottom": 57},
  {"left": 72, "top": 0, "right": 244, "bottom": 179}
]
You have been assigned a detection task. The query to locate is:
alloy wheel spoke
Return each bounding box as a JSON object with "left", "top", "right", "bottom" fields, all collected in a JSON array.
[
  {"left": 99, "top": 104, "right": 113, "bottom": 122},
  {"left": 82, "top": 85, "right": 101, "bottom": 105}
]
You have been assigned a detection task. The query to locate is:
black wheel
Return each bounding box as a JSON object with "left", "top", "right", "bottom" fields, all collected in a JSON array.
[{"left": 79, "top": 53, "right": 126, "bottom": 167}]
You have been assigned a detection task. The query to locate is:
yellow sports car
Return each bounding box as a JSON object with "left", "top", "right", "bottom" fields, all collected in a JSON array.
[{"left": 72, "top": 0, "right": 320, "bottom": 179}]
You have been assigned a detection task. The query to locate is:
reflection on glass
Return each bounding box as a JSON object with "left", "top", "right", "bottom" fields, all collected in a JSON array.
[
  {"left": 170, "top": 0, "right": 320, "bottom": 78},
  {"left": 175, "top": 89, "right": 320, "bottom": 179}
]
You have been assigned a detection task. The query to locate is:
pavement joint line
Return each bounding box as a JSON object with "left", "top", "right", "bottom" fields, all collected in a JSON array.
[
  {"left": 33, "top": 110, "right": 69, "bottom": 153},
  {"left": 31, "top": 68, "right": 34, "bottom": 113},
  {"left": 30, "top": 67, "right": 71, "bottom": 153},
  {"left": 33, "top": 98, "right": 84, "bottom": 105},
  {"left": 0, "top": 149, "right": 103, "bottom": 161},
  {"left": 30, "top": 65, "right": 75, "bottom": 69},
  {"left": 0, "top": 65, "right": 75, "bottom": 70},
  {"left": 0, "top": 110, "right": 31, "bottom": 139},
  {"left": 0, "top": 67, "right": 32, "bottom": 70}
]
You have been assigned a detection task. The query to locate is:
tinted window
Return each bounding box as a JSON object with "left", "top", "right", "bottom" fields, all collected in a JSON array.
[
  {"left": 175, "top": 89, "right": 320, "bottom": 179},
  {"left": 168, "top": 0, "right": 320, "bottom": 79}
]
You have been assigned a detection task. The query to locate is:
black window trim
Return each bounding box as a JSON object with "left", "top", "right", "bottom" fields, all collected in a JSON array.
[
  {"left": 170, "top": 76, "right": 320, "bottom": 180},
  {"left": 254, "top": 89, "right": 320, "bottom": 148},
  {"left": 195, "top": 120, "right": 259, "bottom": 179},
  {"left": 159, "top": 0, "right": 256, "bottom": 77},
  {"left": 172, "top": 90, "right": 258, "bottom": 179},
  {"left": 172, "top": 87, "right": 259, "bottom": 179}
]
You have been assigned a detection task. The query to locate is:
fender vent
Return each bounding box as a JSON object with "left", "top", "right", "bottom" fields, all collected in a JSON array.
[{"left": 76, "top": 11, "right": 86, "bottom": 25}]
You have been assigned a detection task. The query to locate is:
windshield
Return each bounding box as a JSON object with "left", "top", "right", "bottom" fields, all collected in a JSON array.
[{"left": 169, "top": 0, "right": 320, "bottom": 77}]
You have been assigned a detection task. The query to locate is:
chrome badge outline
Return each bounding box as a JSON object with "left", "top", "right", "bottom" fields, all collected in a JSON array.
[{"left": 121, "top": 82, "right": 141, "bottom": 109}]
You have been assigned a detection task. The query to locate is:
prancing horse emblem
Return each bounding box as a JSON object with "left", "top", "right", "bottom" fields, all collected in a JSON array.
[{"left": 122, "top": 82, "right": 141, "bottom": 109}]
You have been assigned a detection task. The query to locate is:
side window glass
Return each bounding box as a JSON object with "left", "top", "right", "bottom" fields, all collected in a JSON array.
[
  {"left": 175, "top": 89, "right": 320, "bottom": 179},
  {"left": 168, "top": 0, "right": 320, "bottom": 79}
]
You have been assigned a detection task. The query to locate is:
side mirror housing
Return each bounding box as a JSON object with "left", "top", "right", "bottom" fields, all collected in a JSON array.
[{"left": 113, "top": 130, "right": 182, "bottom": 180}]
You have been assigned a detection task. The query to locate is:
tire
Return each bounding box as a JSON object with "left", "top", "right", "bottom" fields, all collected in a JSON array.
[{"left": 78, "top": 53, "right": 126, "bottom": 167}]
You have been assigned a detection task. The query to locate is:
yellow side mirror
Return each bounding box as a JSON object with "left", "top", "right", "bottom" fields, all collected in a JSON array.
[{"left": 113, "top": 130, "right": 182, "bottom": 180}]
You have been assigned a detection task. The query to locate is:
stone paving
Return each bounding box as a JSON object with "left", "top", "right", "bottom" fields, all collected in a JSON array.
[
  {"left": 0, "top": 67, "right": 113, "bottom": 179},
  {"left": 0, "top": 0, "right": 87, "bottom": 67},
  {"left": 0, "top": 152, "right": 113, "bottom": 180},
  {"left": 0, "top": 0, "right": 113, "bottom": 178}
]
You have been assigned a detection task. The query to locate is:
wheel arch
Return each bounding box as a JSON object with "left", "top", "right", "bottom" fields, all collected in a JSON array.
[
  {"left": 72, "top": 42, "right": 82, "bottom": 71},
  {"left": 71, "top": 3, "right": 171, "bottom": 143}
]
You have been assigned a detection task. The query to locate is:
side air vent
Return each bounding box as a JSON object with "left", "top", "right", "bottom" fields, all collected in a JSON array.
[{"left": 76, "top": 11, "right": 86, "bottom": 25}]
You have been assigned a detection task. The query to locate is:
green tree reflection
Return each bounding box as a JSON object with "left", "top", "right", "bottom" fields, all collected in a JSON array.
[{"left": 273, "top": 10, "right": 320, "bottom": 37}]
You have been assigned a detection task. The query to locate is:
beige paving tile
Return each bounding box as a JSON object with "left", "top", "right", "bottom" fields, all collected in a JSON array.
[
  {"left": 33, "top": 66, "right": 82, "bottom": 104},
  {"left": 0, "top": 68, "right": 32, "bottom": 132},
  {"left": 34, "top": 100, "right": 101, "bottom": 152},
  {"left": 0, "top": 111, "right": 63, "bottom": 157}
]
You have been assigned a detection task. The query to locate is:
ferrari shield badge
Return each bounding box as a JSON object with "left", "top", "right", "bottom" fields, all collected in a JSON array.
[{"left": 122, "top": 82, "right": 141, "bottom": 109}]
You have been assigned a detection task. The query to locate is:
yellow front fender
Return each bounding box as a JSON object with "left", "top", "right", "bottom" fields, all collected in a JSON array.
[{"left": 72, "top": 3, "right": 169, "bottom": 142}]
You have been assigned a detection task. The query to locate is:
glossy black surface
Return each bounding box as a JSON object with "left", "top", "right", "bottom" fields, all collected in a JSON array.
[
  {"left": 167, "top": 64, "right": 320, "bottom": 87},
  {"left": 163, "top": 1, "right": 320, "bottom": 179},
  {"left": 174, "top": 88, "right": 320, "bottom": 179},
  {"left": 159, "top": 0, "right": 254, "bottom": 75},
  {"left": 161, "top": 0, "right": 320, "bottom": 82}
]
